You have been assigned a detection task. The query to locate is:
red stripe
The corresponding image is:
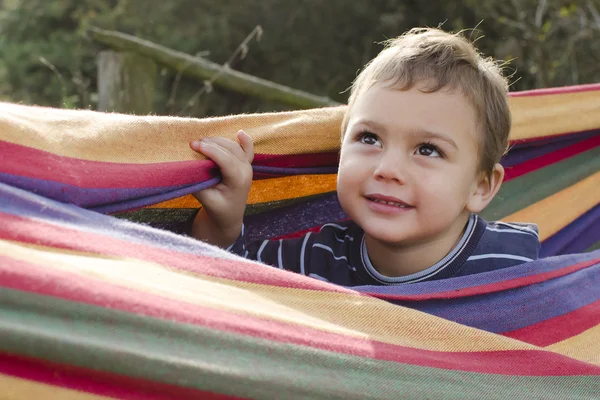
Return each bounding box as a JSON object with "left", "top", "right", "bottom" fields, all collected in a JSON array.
[
  {"left": 503, "top": 299, "right": 600, "bottom": 347},
  {"left": 253, "top": 152, "right": 338, "bottom": 168},
  {"left": 0, "top": 140, "right": 214, "bottom": 188},
  {"left": 1, "top": 256, "right": 599, "bottom": 376},
  {"left": 504, "top": 135, "right": 600, "bottom": 181},
  {"left": 509, "top": 83, "right": 600, "bottom": 97},
  {"left": 0, "top": 140, "right": 339, "bottom": 189},
  {"left": 0, "top": 352, "right": 243, "bottom": 400},
  {"left": 368, "top": 258, "right": 600, "bottom": 301},
  {"left": 0, "top": 211, "right": 350, "bottom": 294}
]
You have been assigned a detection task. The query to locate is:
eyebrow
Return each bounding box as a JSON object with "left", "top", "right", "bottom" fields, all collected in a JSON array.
[{"left": 352, "top": 119, "right": 459, "bottom": 150}]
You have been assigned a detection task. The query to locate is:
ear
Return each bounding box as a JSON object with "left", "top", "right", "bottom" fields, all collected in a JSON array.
[{"left": 466, "top": 163, "right": 504, "bottom": 213}]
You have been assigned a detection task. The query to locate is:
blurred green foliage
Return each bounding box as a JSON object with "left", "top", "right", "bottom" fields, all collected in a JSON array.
[{"left": 1, "top": 0, "right": 599, "bottom": 116}]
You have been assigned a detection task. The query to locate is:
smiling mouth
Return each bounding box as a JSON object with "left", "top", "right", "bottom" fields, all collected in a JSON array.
[{"left": 365, "top": 196, "right": 414, "bottom": 208}]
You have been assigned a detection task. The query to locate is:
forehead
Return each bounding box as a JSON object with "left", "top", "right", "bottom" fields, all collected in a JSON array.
[{"left": 347, "top": 83, "right": 480, "bottom": 149}]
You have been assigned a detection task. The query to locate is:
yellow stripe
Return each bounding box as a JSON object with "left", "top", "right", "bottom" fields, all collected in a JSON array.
[
  {"left": 510, "top": 90, "right": 600, "bottom": 141},
  {"left": 502, "top": 172, "right": 600, "bottom": 241},
  {"left": 2, "top": 87, "right": 599, "bottom": 164},
  {"left": 0, "top": 373, "right": 113, "bottom": 400},
  {"left": 0, "top": 102, "right": 345, "bottom": 163},
  {"left": 0, "top": 239, "right": 536, "bottom": 353},
  {"left": 546, "top": 325, "right": 600, "bottom": 366},
  {"left": 148, "top": 174, "right": 338, "bottom": 208}
]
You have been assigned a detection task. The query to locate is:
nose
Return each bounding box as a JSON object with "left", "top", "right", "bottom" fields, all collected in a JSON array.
[{"left": 373, "top": 150, "right": 407, "bottom": 184}]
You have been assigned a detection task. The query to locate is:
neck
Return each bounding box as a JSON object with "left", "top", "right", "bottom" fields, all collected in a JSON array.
[{"left": 365, "top": 214, "right": 471, "bottom": 278}]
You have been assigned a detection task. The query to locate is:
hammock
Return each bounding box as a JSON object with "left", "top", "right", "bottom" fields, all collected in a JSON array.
[{"left": 0, "top": 83, "right": 599, "bottom": 399}]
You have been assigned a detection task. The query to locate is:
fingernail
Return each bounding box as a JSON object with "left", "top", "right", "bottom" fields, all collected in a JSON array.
[{"left": 191, "top": 140, "right": 202, "bottom": 148}]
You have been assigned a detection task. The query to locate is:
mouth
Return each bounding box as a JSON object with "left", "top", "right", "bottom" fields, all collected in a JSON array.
[{"left": 365, "top": 194, "right": 414, "bottom": 209}]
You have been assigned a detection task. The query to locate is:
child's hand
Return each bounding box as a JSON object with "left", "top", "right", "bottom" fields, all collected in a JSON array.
[{"left": 189, "top": 130, "right": 254, "bottom": 247}]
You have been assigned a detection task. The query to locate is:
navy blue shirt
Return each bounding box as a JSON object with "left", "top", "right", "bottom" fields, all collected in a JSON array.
[{"left": 228, "top": 214, "right": 540, "bottom": 286}]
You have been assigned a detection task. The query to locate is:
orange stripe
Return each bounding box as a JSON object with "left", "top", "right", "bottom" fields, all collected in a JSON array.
[
  {"left": 502, "top": 171, "right": 600, "bottom": 240},
  {"left": 148, "top": 174, "right": 338, "bottom": 208}
]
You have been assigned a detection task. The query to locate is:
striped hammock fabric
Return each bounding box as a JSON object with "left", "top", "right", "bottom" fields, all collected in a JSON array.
[{"left": 0, "top": 83, "right": 599, "bottom": 399}]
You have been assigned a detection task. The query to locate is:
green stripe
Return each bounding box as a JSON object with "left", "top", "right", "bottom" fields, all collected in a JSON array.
[
  {"left": 0, "top": 289, "right": 598, "bottom": 399},
  {"left": 482, "top": 147, "right": 600, "bottom": 221},
  {"left": 113, "top": 208, "right": 196, "bottom": 224},
  {"left": 586, "top": 241, "right": 600, "bottom": 252}
]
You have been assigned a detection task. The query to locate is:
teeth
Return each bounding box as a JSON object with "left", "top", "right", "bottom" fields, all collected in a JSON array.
[{"left": 371, "top": 198, "right": 407, "bottom": 207}]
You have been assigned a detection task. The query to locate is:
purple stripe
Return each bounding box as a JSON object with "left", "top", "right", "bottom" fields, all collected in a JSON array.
[
  {"left": 0, "top": 172, "right": 192, "bottom": 208},
  {"left": 94, "top": 178, "right": 219, "bottom": 214},
  {"left": 501, "top": 130, "right": 599, "bottom": 168},
  {"left": 380, "top": 260, "right": 600, "bottom": 333},
  {"left": 244, "top": 192, "right": 346, "bottom": 241},
  {"left": 508, "top": 129, "right": 599, "bottom": 150},
  {"left": 252, "top": 165, "right": 337, "bottom": 175},
  {"left": 351, "top": 251, "right": 600, "bottom": 295},
  {"left": 540, "top": 204, "right": 600, "bottom": 257},
  {"left": 0, "top": 181, "right": 239, "bottom": 259}
]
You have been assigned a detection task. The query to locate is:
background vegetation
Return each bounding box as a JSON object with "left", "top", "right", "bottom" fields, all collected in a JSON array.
[{"left": 1, "top": 0, "right": 599, "bottom": 117}]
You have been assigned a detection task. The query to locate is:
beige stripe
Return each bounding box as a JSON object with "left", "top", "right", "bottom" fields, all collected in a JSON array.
[
  {"left": 502, "top": 171, "right": 600, "bottom": 240},
  {"left": 0, "top": 374, "right": 113, "bottom": 400},
  {"left": 546, "top": 325, "right": 600, "bottom": 366},
  {"left": 510, "top": 90, "right": 600, "bottom": 141},
  {"left": 0, "top": 102, "right": 345, "bottom": 163},
  {"left": 0, "top": 239, "right": 536, "bottom": 353},
  {"left": 2, "top": 88, "right": 599, "bottom": 164}
]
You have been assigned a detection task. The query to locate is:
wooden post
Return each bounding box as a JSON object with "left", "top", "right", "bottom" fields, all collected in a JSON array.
[
  {"left": 97, "top": 50, "right": 157, "bottom": 114},
  {"left": 89, "top": 27, "right": 340, "bottom": 109}
]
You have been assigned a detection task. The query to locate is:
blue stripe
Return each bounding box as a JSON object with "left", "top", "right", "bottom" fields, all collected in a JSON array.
[
  {"left": 540, "top": 204, "right": 600, "bottom": 257},
  {"left": 0, "top": 172, "right": 198, "bottom": 210},
  {"left": 0, "top": 182, "right": 235, "bottom": 259},
  {"left": 351, "top": 251, "right": 600, "bottom": 295},
  {"left": 387, "top": 263, "right": 600, "bottom": 333}
]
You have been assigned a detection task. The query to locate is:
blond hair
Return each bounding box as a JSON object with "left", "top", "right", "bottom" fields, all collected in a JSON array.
[{"left": 342, "top": 27, "right": 511, "bottom": 175}]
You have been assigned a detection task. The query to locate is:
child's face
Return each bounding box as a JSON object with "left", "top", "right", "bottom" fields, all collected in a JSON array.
[{"left": 337, "top": 82, "right": 485, "bottom": 247}]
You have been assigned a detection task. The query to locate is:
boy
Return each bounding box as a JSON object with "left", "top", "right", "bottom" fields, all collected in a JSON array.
[{"left": 189, "top": 28, "right": 540, "bottom": 285}]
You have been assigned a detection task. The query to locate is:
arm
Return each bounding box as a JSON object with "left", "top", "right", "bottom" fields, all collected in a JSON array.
[{"left": 189, "top": 130, "right": 254, "bottom": 249}]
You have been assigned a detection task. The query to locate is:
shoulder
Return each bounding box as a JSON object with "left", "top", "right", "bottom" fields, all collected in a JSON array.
[{"left": 459, "top": 218, "right": 541, "bottom": 274}]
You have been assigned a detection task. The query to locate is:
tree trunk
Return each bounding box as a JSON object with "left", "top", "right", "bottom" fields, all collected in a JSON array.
[{"left": 97, "top": 50, "right": 157, "bottom": 114}]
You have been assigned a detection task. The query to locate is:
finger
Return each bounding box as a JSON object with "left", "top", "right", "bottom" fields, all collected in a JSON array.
[
  {"left": 197, "top": 141, "right": 248, "bottom": 185},
  {"left": 237, "top": 130, "right": 254, "bottom": 163},
  {"left": 194, "top": 141, "right": 236, "bottom": 168},
  {"left": 202, "top": 137, "right": 247, "bottom": 161}
]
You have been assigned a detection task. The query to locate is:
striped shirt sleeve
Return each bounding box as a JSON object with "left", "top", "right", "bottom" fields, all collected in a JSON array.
[{"left": 227, "top": 224, "right": 313, "bottom": 275}]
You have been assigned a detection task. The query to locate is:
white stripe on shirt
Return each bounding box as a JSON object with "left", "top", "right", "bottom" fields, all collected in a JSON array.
[
  {"left": 492, "top": 222, "right": 539, "bottom": 237},
  {"left": 308, "top": 273, "right": 329, "bottom": 282},
  {"left": 467, "top": 253, "right": 533, "bottom": 262},
  {"left": 320, "top": 223, "right": 348, "bottom": 231},
  {"left": 256, "top": 240, "right": 269, "bottom": 263},
  {"left": 299, "top": 232, "right": 312, "bottom": 275},
  {"left": 486, "top": 226, "right": 539, "bottom": 237},
  {"left": 313, "top": 243, "right": 348, "bottom": 261},
  {"left": 277, "top": 239, "right": 283, "bottom": 269}
]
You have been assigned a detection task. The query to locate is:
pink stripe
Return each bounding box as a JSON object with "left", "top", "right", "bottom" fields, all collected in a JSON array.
[
  {"left": 0, "top": 140, "right": 214, "bottom": 188},
  {"left": 0, "top": 352, "right": 242, "bottom": 400},
  {"left": 0, "top": 211, "right": 351, "bottom": 294},
  {"left": 2, "top": 256, "right": 599, "bottom": 375},
  {"left": 509, "top": 83, "right": 600, "bottom": 97},
  {"left": 503, "top": 299, "right": 600, "bottom": 347}
]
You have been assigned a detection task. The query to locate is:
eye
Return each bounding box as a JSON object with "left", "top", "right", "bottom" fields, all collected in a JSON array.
[
  {"left": 357, "top": 132, "right": 382, "bottom": 148},
  {"left": 416, "top": 143, "right": 443, "bottom": 158}
]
